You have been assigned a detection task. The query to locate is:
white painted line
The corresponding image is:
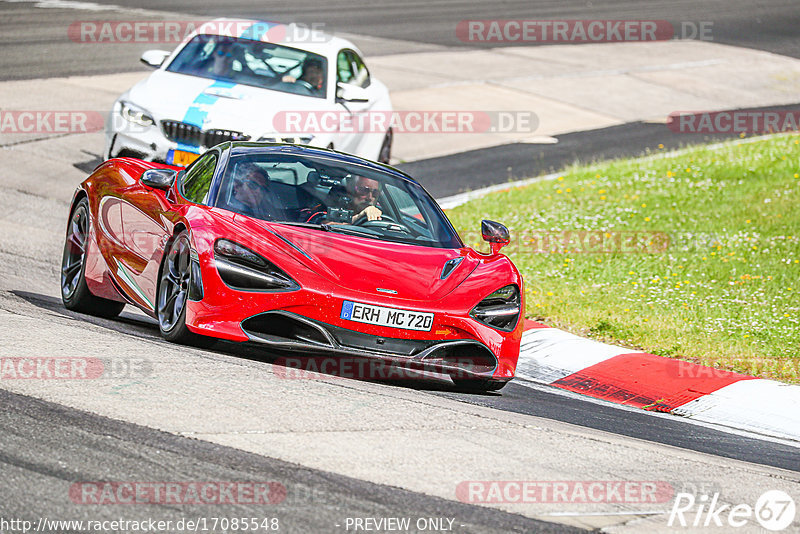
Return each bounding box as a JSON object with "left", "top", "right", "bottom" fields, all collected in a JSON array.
[
  {"left": 435, "top": 133, "right": 787, "bottom": 208},
  {"left": 438, "top": 171, "right": 560, "bottom": 210}
]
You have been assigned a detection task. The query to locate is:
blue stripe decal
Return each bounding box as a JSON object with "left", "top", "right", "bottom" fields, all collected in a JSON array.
[{"left": 182, "top": 80, "right": 236, "bottom": 130}]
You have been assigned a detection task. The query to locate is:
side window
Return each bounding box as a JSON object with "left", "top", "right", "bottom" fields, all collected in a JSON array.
[
  {"left": 181, "top": 152, "right": 218, "bottom": 204},
  {"left": 336, "top": 49, "right": 370, "bottom": 88}
]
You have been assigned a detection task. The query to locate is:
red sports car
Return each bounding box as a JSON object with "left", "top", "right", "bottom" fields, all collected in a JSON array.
[{"left": 60, "top": 143, "right": 523, "bottom": 391}]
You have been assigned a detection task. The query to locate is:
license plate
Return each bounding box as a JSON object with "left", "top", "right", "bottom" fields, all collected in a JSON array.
[
  {"left": 341, "top": 300, "right": 434, "bottom": 332},
  {"left": 168, "top": 149, "right": 200, "bottom": 167}
]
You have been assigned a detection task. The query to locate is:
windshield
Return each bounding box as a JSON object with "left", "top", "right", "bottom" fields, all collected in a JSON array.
[
  {"left": 166, "top": 35, "right": 328, "bottom": 99},
  {"left": 214, "top": 151, "right": 463, "bottom": 249}
]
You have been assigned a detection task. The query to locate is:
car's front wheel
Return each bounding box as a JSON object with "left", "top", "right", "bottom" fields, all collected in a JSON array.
[
  {"left": 156, "top": 231, "right": 210, "bottom": 346},
  {"left": 61, "top": 198, "right": 126, "bottom": 318}
]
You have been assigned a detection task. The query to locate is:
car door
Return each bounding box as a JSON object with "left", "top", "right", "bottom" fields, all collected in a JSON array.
[
  {"left": 334, "top": 48, "right": 379, "bottom": 155},
  {"left": 122, "top": 151, "right": 219, "bottom": 312}
]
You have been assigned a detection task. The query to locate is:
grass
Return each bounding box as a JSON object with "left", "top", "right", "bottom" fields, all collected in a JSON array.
[{"left": 447, "top": 134, "right": 800, "bottom": 383}]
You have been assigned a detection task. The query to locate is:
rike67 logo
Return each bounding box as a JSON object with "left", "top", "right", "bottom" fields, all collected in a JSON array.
[{"left": 669, "top": 490, "right": 796, "bottom": 531}]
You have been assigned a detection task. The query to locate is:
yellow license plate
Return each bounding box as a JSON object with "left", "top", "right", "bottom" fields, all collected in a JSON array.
[{"left": 170, "top": 149, "right": 199, "bottom": 167}]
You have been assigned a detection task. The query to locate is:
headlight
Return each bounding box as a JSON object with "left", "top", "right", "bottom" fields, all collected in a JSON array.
[
  {"left": 214, "top": 239, "right": 299, "bottom": 291},
  {"left": 119, "top": 101, "right": 155, "bottom": 127},
  {"left": 470, "top": 284, "right": 521, "bottom": 331}
]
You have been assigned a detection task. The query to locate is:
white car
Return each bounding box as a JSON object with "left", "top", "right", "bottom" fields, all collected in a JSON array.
[{"left": 105, "top": 18, "right": 393, "bottom": 167}]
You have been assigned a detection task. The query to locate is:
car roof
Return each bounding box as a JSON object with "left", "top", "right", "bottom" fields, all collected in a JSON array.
[
  {"left": 188, "top": 18, "right": 362, "bottom": 58},
  {"left": 223, "top": 142, "right": 420, "bottom": 187}
]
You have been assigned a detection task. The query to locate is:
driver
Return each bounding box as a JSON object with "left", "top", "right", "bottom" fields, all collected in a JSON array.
[
  {"left": 347, "top": 174, "right": 382, "bottom": 223},
  {"left": 281, "top": 58, "right": 324, "bottom": 91},
  {"left": 300, "top": 174, "right": 381, "bottom": 224},
  {"left": 228, "top": 162, "right": 281, "bottom": 220}
]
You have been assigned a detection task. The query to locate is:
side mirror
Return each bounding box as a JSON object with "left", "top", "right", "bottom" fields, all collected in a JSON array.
[
  {"left": 140, "top": 50, "right": 170, "bottom": 68},
  {"left": 141, "top": 169, "right": 177, "bottom": 190},
  {"left": 336, "top": 83, "right": 370, "bottom": 103},
  {"left": 481, "top": 220, "right": 510, "bottom": 255}
]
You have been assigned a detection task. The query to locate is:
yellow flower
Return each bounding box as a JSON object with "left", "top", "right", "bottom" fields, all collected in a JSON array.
[
  {"left": 557, "top": 189, "right": 563, "bottom": 194},
  {"left": 658, "top": 144, "right": 664, "bottom": 149},
  {"left": 600, "top": 196, "right": 607, "bottom": 200},
  {"left": 624, "top": 308, "right": 630, "bottom": 311},
  {"left": 628, "top": 271, "right": 635, "bottom": 275},
  {"left": 746, "top": 219, "right": 751, "bottom": 223},
  {"left": 644, "top": 217, "right": 651, "bottom": 222},
  {"left": 641, "top": 203, "right": 647, "bottom": 208},
  {"left": 795, "top": 174, "right": 799, "bottom": 178},
  {"left": 685, "top": 167, "right": 691, "bottom": 172},
  {"left": 702, "top": 257, "right": 707, "bottom": 260},
  {"left": 596, "top": 258, "right": 603, "bottom": 263},
  {"left": 566, "top": 188, "right": 572, "bottom": 192},
  {"left": 558, "top": 176, "right": 564, "bottom": 181},
  {"left": 666, "top": 171, "right": 673, "bottom": 177},
  {"left": 547, "top": 291, "right": 554, "bottom": 296},
  {"left": 599, "top": 189, "right": 606, "bottom": 194}
]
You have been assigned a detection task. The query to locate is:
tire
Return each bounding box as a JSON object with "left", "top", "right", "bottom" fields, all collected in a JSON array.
[
  {"left": 156, "top": 230, "right": 213, "bottom": 347},
  {"left": 61, "top": 198, "right": 126, "bottom": 318},
  {"left": 378, "top": 128, "right": 392, "bottom": 164},
  {"left": 451, "top": 377, "right": 508, "bottom": 393}
]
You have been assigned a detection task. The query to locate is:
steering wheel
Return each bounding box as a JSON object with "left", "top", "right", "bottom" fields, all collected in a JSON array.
[
  {"left": 352, "top": 212, "right": 409, "bottom": 233},
  {"left": 295, "top": 80, "right": 315, "bottom": 92}
]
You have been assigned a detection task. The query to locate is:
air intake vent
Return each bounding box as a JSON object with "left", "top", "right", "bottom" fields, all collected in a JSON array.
[{"left": 161, "top": 120, "right": 250, "bottom": 148}]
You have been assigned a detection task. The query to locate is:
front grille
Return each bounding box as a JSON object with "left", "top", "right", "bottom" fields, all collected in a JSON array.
[{"left": 161, "top": 120, "right": 250, "bottom": 148}]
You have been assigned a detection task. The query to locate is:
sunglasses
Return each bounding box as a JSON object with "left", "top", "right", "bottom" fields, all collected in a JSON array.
[{"left": 355, "top": 185, "right": 380, "bottom": 196}]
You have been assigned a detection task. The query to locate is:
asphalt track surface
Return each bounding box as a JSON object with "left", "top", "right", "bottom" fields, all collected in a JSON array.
[
  {"left": 2, "top": 1, "right": 800, "bottom": 531},
  {"left": 3, "top": 0, "right": 800, "bottom": 81},
  {"left": 1, "top": 388, "right": 575, "bottom": 533}
]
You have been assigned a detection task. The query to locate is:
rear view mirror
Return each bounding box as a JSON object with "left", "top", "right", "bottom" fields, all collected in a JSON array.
[
  {"left": 481, "top": 220, "right": 510, "bottom": 255},
  {"left": 141, "top": 169, "right": 177, "bottom": 190},
  {"left": 140, "top": 50, "right": 170, "bottom": 68}
]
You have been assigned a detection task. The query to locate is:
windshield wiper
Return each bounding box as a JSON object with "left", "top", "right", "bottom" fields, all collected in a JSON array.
[
  {"left": 321, "top": 224, "right": 381, "bottom": 239},
  {"left": 274, "top": 221, "right": 330, "bottom": 231}
]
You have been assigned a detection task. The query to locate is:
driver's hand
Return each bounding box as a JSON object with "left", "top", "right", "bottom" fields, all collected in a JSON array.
[
  {"left": 355, "top": 205, "right": 382, "bottom": 222},
  {"left": 282, "top": 75, "right": 297, "bottom": 83}
]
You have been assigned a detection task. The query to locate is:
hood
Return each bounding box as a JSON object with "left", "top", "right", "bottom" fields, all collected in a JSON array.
[
  {"left": 127, "top": 70, "right": 332, "bottom": 136},
  {"left": 267, "top": 223, "right": 478, "bottom": 302}
]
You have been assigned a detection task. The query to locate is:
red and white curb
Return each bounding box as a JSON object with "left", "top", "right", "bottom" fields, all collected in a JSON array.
[{"left": 516, "top": 321, "right": 800, "bottom": 443}]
